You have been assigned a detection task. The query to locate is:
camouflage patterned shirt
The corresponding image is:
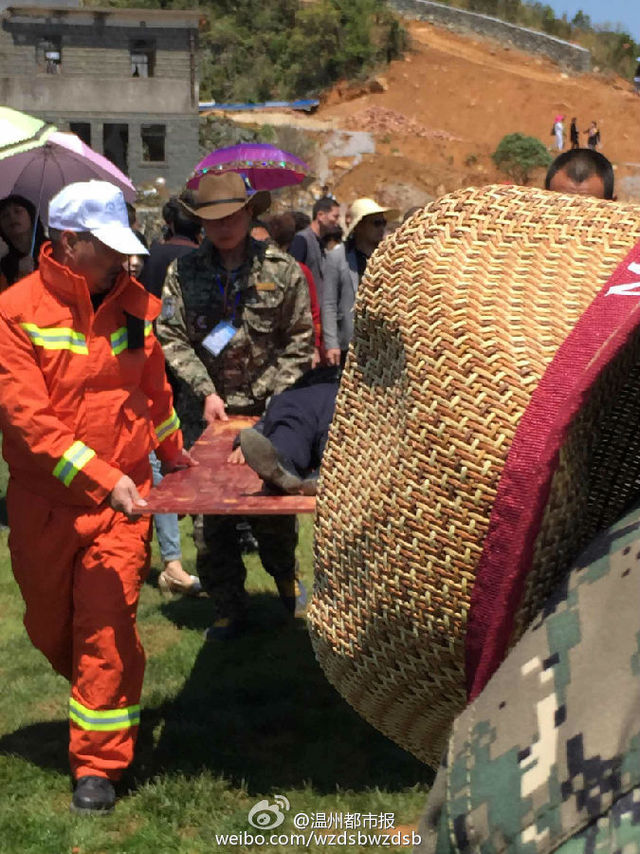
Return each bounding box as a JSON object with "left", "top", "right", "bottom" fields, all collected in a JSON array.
[
  {"left": 416, "top": 502, "right": 640, "bottom": 854},
  {"left": 156, "top": 237, "right": 314, "bottom": 419}
]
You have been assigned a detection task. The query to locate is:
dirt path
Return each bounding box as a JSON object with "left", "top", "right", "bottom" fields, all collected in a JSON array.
[{"left": 204, "top": 110, "right": 334, "bottom": 131}]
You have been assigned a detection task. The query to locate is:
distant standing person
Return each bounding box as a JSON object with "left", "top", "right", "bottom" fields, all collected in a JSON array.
[
  {"left": 322, "top": 198, "right": 399, "bottom": 367},
  {"left": 585, "top": 120, "right": 600, "bottom": 150},
  {"left": 634, "top": 57, "right": 640, "bottom": 94},
  {"left": 269, "top": 211, "right": 323, "bottom": 366},
  {"left": 139, "top": 196, "right": 200, "bottom": 297},
  {"left": 553, "top": 115, "right": 564, "bottom": 151},
  {"left": 569, "top": 117, "right": 579, "bottom": 149},
  {"left": 139, "top": 195, "right": 202, "bottom": 597},
  {"left": 289, "top": 197, "right": 341, "bottom": 304},
  {"left": 0, "top": 195, "right": 46, "bottom": 290}
]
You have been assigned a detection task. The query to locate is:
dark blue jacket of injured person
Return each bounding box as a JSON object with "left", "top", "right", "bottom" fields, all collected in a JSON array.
[{"left": 235, "top": 366, "right": 340, "bottom": 477}]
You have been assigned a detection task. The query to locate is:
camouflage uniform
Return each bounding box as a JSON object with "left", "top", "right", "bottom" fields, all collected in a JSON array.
[
  {"left": 156, "top": 237, "right": 314, "bottom": 620},
  {"left": 416, "top": 502, "right": 640, "bottom": 854}
]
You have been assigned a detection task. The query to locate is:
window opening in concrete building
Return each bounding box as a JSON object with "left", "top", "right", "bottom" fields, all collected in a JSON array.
[
  {"left": 130, "top": 40, "right": 155, "bottom": 77},
  {"left": 69, "top": 123, "right": 91, "bottom": 147},
  {"left": 141, "top": 124, "right": 166, "bottom": 162},
  {"left": 37, "top": 37, "right": 62, "bottom": 74},
  {"left": 103, "top": 124, "right": 129, "bottom": 175}
]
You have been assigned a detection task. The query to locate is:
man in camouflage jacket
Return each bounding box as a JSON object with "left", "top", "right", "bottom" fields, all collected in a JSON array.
[
  {"left": 415, "top": 500, "right": 640, "bottom": 854},
  {"left": 156, "top": 173, "right": 314, "bottom": 638}
]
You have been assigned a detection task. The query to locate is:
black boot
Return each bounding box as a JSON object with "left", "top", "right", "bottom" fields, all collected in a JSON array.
[
  {"left": 275, "top": 574, "right": 308, "bottom": 617},
  {"left": 71, "top": 775, "right": 116, "bottom": 814}
]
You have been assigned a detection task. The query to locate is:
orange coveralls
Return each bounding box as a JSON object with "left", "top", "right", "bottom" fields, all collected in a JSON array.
[{"left": 0, "top": 244, "right": 182, "bottom": 781}]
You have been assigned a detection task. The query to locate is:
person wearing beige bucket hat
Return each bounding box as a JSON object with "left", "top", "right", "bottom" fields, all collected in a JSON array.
[
  {"left": 322, "top": 197, "right": 399, "bottom": 365},
  {"left": 156, "top": 171, "right": 314, "bottom": 640}
]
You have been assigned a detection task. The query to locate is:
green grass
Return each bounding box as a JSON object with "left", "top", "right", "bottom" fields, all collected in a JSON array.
[{"left": 0, "top": 459, "right": 432, "bottom": 853}]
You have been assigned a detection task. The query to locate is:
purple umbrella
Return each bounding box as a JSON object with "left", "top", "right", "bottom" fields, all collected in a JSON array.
[
  {"left": 0, "top": 130, "right": 136, "bottom": 227},
  {"left": 187, "top": 143, "right": 310, "bottom": 192}
]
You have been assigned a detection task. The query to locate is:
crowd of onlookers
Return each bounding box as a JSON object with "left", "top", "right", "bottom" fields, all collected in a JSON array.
[
  {"left": 0, "top": 144, "right": 617, "bottom": 598},
  {"left": 141, "top": 188, "right": 399, "bottom": 599}
]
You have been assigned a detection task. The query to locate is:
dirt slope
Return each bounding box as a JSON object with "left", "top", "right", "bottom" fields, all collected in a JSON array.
[{"left": 314, "top": 21, "right": 640, "bottom": 208}]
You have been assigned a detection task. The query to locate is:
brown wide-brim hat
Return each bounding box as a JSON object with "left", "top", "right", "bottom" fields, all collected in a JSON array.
[
  {"left": 309, "top": 184, "right": 640, "bottom": 767},
  {"left": 182, "top": 171, "right": 270, "bottom": 221}
]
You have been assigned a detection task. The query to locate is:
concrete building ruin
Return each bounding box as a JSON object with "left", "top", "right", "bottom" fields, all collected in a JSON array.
[{"left": 0, "top": 1, "right": 202, "bottom": 190}]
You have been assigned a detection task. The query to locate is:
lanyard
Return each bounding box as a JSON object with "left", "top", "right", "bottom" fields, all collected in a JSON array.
[{"left": 216, "top": 273, "right": 242, "bottom": 323}]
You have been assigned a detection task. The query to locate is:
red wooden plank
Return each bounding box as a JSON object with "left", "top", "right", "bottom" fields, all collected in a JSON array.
[{"left": 141, "top": 416, "right": 316, "bottom": 515}]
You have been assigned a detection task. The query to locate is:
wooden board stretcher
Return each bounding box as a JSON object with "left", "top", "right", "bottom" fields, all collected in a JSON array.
[{"left": 140, "top": 416, "right": 316, "bottom": 516}]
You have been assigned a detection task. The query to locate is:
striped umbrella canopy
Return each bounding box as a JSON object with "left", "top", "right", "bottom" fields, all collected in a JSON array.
[
  {"left": 187, "top": 143, "right": 311, "bottom": 191},
  {"left": 0, "top": 130, "right": 136, "bottom": 226},
  {"left": 0, "top": 106, "right": 56, "bottom": 154}
]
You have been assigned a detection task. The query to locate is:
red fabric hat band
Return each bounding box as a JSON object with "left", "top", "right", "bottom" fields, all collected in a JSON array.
[{"left": 467, "top": 238, "right": 640, "bottom": 699}]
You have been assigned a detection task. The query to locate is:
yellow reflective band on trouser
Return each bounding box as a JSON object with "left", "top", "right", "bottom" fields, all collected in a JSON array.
[
  {"left": 155, "top": 408, "right": 180, "bottom": 443},
  {"left": 110, "top": 321, "right": 152, "bottom": 356},
  {"left": 21, "top": 322, "right": 88, "bottom": 354},
  {"left": 69, "top": 698, "right": 141, "bottom": 732},
  {"left": 52, "top": 441, "right": 96, "bottom": 487}
]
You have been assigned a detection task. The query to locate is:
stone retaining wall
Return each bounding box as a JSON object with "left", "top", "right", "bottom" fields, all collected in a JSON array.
[{"left": 389, "top": 0, "right": 591, "bottom": 72}]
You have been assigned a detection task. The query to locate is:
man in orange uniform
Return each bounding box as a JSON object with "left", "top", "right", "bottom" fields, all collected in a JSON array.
[{"left": 0, "top": 181, "right": 194, "bottom": 814}]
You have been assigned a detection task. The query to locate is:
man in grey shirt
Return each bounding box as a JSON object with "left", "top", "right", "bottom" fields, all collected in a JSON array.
[
  {"left": 322, "top": 197, "right": 398, "bottom": 365},
  {"left": 289, "top": 196, "right": 341, "bottom": 304}
]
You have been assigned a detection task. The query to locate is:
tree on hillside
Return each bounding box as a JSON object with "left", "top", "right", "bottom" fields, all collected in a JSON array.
[
  {"left": 571, "top": 10, "right": 592, "bottom": 30},
  {"left": 197, "top": 0, "right": 406, "bottom": 102},
  {"left": 492, "top": 133, "right": 552, "bottom": 185},
  {"left": 83, "top": 0, "right": 406, "bottom": 101}
]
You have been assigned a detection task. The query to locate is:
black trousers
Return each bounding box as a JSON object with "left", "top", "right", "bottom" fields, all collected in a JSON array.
[{"left": 197, "top": 514, "right": 298, "bottom": 621}]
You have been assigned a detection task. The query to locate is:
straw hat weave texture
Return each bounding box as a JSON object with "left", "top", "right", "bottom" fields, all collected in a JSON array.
[{"left": 309, "top": 184, "right": 640, "bottom": 766}]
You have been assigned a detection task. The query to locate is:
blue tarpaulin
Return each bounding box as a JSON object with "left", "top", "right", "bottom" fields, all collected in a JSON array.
[{"left": 199, "top": 99, "right": 319, "bottom": 113}]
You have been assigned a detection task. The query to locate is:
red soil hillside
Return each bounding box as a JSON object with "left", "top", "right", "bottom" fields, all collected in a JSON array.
[{"left": 316, "top": 20, "right": 640, "bottom": 208}]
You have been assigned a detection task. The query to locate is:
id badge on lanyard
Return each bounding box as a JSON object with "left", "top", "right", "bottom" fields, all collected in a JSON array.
[
  {"left": 201, "top": 273, "right": 241, "bottom": 357},
  {"left": 202, "top": 320, "right": 237, "bottom": 356}
]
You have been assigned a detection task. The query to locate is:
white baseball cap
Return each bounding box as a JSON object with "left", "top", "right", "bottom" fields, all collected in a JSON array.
[{"left": 48, "top": 180, "right": 148, "bottom": 255}]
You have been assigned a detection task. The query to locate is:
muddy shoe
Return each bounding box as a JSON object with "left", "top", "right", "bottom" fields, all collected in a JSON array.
[
  {"left": 300, "top": 472, "right": 319, "bottom": 496},
  {"left": 239, "top": 429, "right": 304, "bottom": 494},
  {"left": 71, "top": 775, "right": 116, "bottom": 815}
]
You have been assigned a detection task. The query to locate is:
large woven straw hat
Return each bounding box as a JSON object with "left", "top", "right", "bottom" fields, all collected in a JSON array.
[{"left": 309, "top": 184, "right": 640, "bottom": 766}]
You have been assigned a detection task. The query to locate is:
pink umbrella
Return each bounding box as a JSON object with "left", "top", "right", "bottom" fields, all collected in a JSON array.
[
  {"left": 187, "top": 143, "right": 310, "bottom": 192},
  {"left": 0, "top": 130, "right": 136, "bottom": 226}
]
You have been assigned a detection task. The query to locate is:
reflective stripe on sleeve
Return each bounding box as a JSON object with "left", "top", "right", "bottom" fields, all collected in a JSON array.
[
  {"left": 69, "top": 697, "right": 141, "bottom": 732},
  {"left": 155, "top": 408, "right": 180, "bottom": 443},
  {"left": 52, "top": 440, "right": 96, "bottom": 487},
  {"left": 110, "top": 326, "right": 128, "bottom": 356},
  {"left": 110, "top": 321, "right": 153, "bottom": 356},
  {"left": 21, "top": 323, "right": 88, "bottom": 354}
]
